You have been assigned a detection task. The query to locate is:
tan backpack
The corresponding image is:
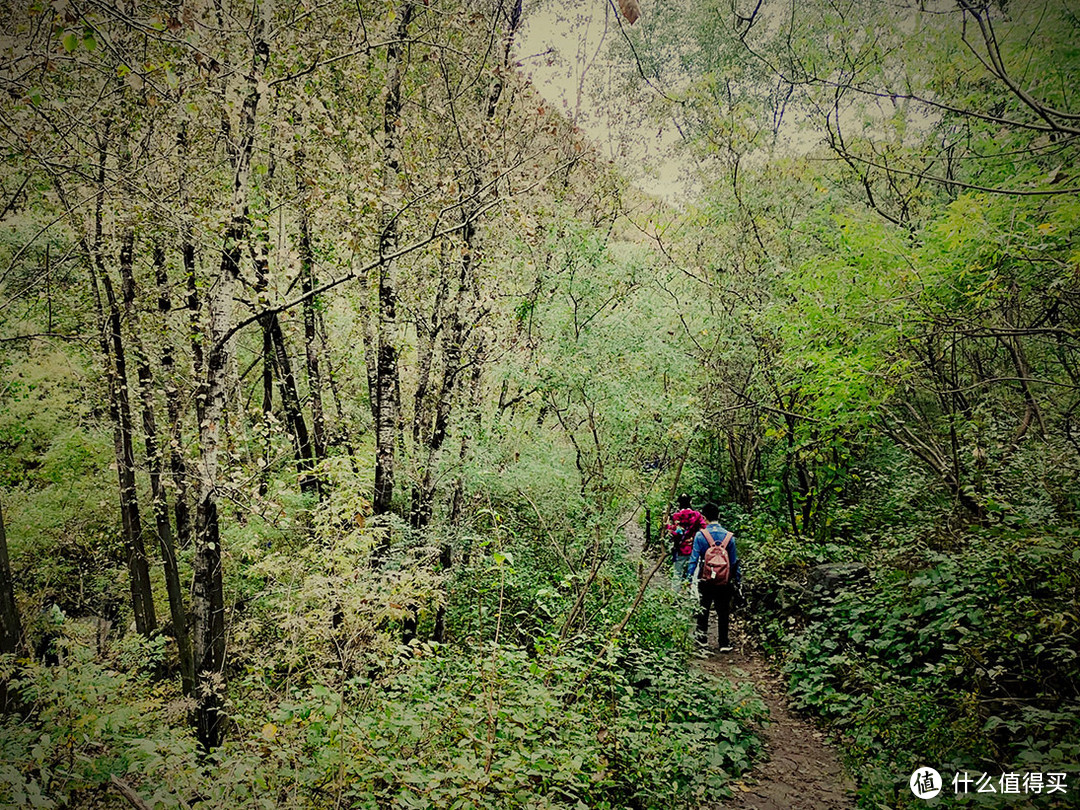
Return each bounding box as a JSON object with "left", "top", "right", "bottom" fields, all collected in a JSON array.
[{"left": 699, "top": 528, "right": 734, "bottom": 584}]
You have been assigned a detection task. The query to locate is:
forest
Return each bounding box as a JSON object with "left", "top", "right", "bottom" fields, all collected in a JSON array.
[{"left": 0, "top": 0, "right": 1077, "bottom": 807}]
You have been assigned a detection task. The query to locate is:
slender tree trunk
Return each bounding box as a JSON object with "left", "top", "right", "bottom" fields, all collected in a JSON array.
[
  {"left": 193, "top": 254, "right": 235, "bottom": 750},
  {"left": 250, "top": 214, "right": 274, "bottom": 496},
  {"left": 128, "top": 242, "right": 195, "bottom": 696},
  {"left": 0, "top": 497, "right": 21, "bottom": 711},
  {"left": 415, "top": 5, "right": 519, "bottom": 527},
  {"left": 79, "top": 127, "right": 154, "bottom": 636},
  {"left": 268, "top": 316, "right": 319, "bottom": 495},
  {"left": 104, "top": 232, "right": 157, "bottom": 637},
  {"left": 182, "top": 209, "right": 204, "bottom": 428},
  {"left": 168, "top": 126, "right": 198, "bottom": 547},
  {"left": 448, "top": 336, "right": 486, "bottom": 522},
  {"left": 373, "top": 0, "right": 416, "bottom": 519},
  {"left": 409, "top": 243, "right": 450, "bottom": 523},
  {"left": 0, "top": 497, "right": 21, "bottom": 656},
  {"left": 156, "top": 249, "right": 193, "bottom": 549},
  {"left": 251, "top": 221, "right": 317, "bottom": 495},
  {"left": 259, "top": 318, "right": 274, "bottom": 494},
  {"left": 192, "top": 15, "right": 267, "bottom": 750},
  {"left": 296, "top": 129, "right": 327, "bottom": 466},
  {"left": 411, "top": 239, "right": 465, "bottom": 529}
]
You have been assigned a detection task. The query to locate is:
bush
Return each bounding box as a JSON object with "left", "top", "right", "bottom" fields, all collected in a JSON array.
[{"left": 745, "top": 526, "right": 1080, "bottom": 808}]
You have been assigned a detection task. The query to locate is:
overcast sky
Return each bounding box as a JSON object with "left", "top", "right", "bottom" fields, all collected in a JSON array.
[{"left": 517, "top": 0, "right": 692, "bottom": 202}]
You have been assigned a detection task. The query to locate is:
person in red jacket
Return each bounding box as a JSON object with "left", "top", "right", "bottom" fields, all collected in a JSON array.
[{"left": 666, "top": 494, "right": 707, "bottom": 581}]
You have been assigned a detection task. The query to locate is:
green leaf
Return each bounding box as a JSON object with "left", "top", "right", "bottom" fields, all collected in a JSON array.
[{"left": 61, "top": 32, "right": 78, "bottom": 53}]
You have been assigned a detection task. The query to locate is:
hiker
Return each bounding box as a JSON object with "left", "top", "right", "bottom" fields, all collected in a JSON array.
[
  {"left": 666, "top": 494, "right": 707, "bottom": 581},
  {"left": 683, "top": 502, "right": 739, "bottom": 652}
]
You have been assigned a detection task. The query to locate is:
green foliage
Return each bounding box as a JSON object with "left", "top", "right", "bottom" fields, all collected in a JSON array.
[
  {"left": 746, "top": 527, "right": 1080, "bottom": 808},
  {"left": 251, "top": 644, "right": 764, "bottom": 810},
  {"left": 1, "top": 578, "right": 765, "bottom": 810},
  {"left": 0, "top": 350, "right": 124, "bottom": 633}
]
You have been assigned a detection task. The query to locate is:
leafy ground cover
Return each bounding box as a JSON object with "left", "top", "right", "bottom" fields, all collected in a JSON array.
[
  {"left": 1, "top": 514, "right": 766, "bottom": 810},
  {"left": 742, "top": 525, "right": 1080, "bottom": 809}
]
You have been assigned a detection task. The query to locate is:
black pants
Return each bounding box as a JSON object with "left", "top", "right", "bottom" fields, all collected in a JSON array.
[{"left": 697, "top": 579, "right": 733, "bottom": 647}]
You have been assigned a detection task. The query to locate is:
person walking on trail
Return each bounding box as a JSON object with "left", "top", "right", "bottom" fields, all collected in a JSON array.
[
  {"left": 667, "top": 494, "right": 707, "bottom": 582},
  {"left": 683, "top": 502, "right": 739, "bottom": 653}
]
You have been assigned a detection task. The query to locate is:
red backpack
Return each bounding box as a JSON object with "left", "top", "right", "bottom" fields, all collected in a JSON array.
[{"left": 699, "top": 528, "right": 734, "bottom": 584}]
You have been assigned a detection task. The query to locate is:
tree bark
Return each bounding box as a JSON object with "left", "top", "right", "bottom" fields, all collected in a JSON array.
[
  {"left": 192, "top": 13, "right": 267, "bottom": 750},
  {"left": 179, "top": 125, "right": 205, "bottom": 428},
  {"left": 251, "top": 220, "right": 318, "bottom": 495},
  {"left": 0, "top": 497, "right": 22, "bottom": 657},
  {"left": 414, "top": 5, "right": 520, "bottom": 527},
  {"left": 0, "top": 496, "right": 21, "bottom": 711},
  {"left": 411, "top": 237, "right": 468, "bottom": 529},
  {"left": 296, "top": 128, "right": 327, "bottom": 467},
  {"left": 155, "top": 246, "right": 193, "bottom": 550},
  {"left": 130, "top": 242, "right": 195, "bottom": 696},
  {"left": 104, "top": 231, "right": 157, "bottom": 637},
  {"left": 373, "top": 0, "right": 416, "bottom": 520},
  {"left": 268, "top": 315, "right": 319, "bottom": 495}
]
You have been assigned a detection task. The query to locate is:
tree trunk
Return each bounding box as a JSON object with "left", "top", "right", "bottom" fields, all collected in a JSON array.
[
  {"left": 414, "top": 5, "right": 519, "bottom": 527},
  {"left": 0, "top": 496, "right": 21, "bottom": 711},
  {"left": 130, "top": 242, "right": 195, "bottom": 696},
  {"left": 192, "top": 15, "right": 267, "bottom": 750},
  {"left": 0, "top": 497, "right": 21, "bottom": 656},
  {"left": 259, "top": 315, "right": 274, "bottom": 495},
  {"left": 251, "top": 220, "right": 318, "bottom": 496},
  {"left": 449, "top": 336, "right": 486, "bottom": 523},
  {"left": 268, "top": 315, "right": 319, "bottom": 495},
  {"left": 296, "top": 130, "right": 327, "bottom": 467},
  {"left": 179, "top": 126, "right": 205, "bottom": 428},
  {"left": 373, "top": 0, "right": 416, "bottom": 519},
  {"left": 104, "top": 232, "right": 157, "bottom": 637},
  {"left": 411, "top": 238, "right": 467, "bottom": 529}
]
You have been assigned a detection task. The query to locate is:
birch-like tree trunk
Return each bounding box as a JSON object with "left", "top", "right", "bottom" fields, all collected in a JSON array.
[
  {"left": 103, "top": 229, "right": 157, "bottom": 637},
  {"left": 127, "top": 241, "right": 195, "bottom": 697},
  {"left": 0, "top": 497, "right": 21, "bottom": 657},
  {"left": 372, "top": 0, "right": 416, "bottom": 518},
  {"left": 192, "top": 9, "right": 267, "bottom": 749}
]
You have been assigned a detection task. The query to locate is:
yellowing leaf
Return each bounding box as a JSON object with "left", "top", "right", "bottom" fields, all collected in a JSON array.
[
  {"left": 261, "top": 723, "right": 277, "bottom": 741},
  {"left": 618, "top": 0, "right": 641, "bottom": 24}
]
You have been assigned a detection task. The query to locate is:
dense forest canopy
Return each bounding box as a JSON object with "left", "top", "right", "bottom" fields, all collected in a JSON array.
[{"left": 0, "top": 0, "right": 1077, "bottom": 808}]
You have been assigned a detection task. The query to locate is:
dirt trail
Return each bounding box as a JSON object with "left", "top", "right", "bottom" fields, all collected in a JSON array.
[
  {"left": 623, "top": 512, "right": 856, "bottom": 809},
  {"left": 699, "top": 635, "right": 856, "bottom": 810}
]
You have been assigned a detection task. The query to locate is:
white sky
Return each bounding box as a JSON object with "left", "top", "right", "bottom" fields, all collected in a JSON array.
[{"left": 517, "top": 0, "right": 692, "bottom": 203}]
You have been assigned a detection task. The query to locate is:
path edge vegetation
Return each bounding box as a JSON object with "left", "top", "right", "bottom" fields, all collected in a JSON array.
[{"left": 0, "top": 0, "right": 1078, "bottom": 808}]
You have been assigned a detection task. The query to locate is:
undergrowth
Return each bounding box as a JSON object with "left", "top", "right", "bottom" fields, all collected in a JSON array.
[
  {"left": 0, "top": 504, "right": 766, "bottom": 810},
  {"left": 743, "top": 526, "right": 1080, "bottom": 809},
  {"left": 0, "top": 633, "right": 765, "bottom": 809}
]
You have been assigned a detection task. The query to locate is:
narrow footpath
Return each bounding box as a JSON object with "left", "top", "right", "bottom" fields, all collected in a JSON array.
[
  {"left": 699, "top": 636, "right": 856, "bottom": 810},
  {"left": 623, "top": 512, "right": 856, "bottom": 809}
]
